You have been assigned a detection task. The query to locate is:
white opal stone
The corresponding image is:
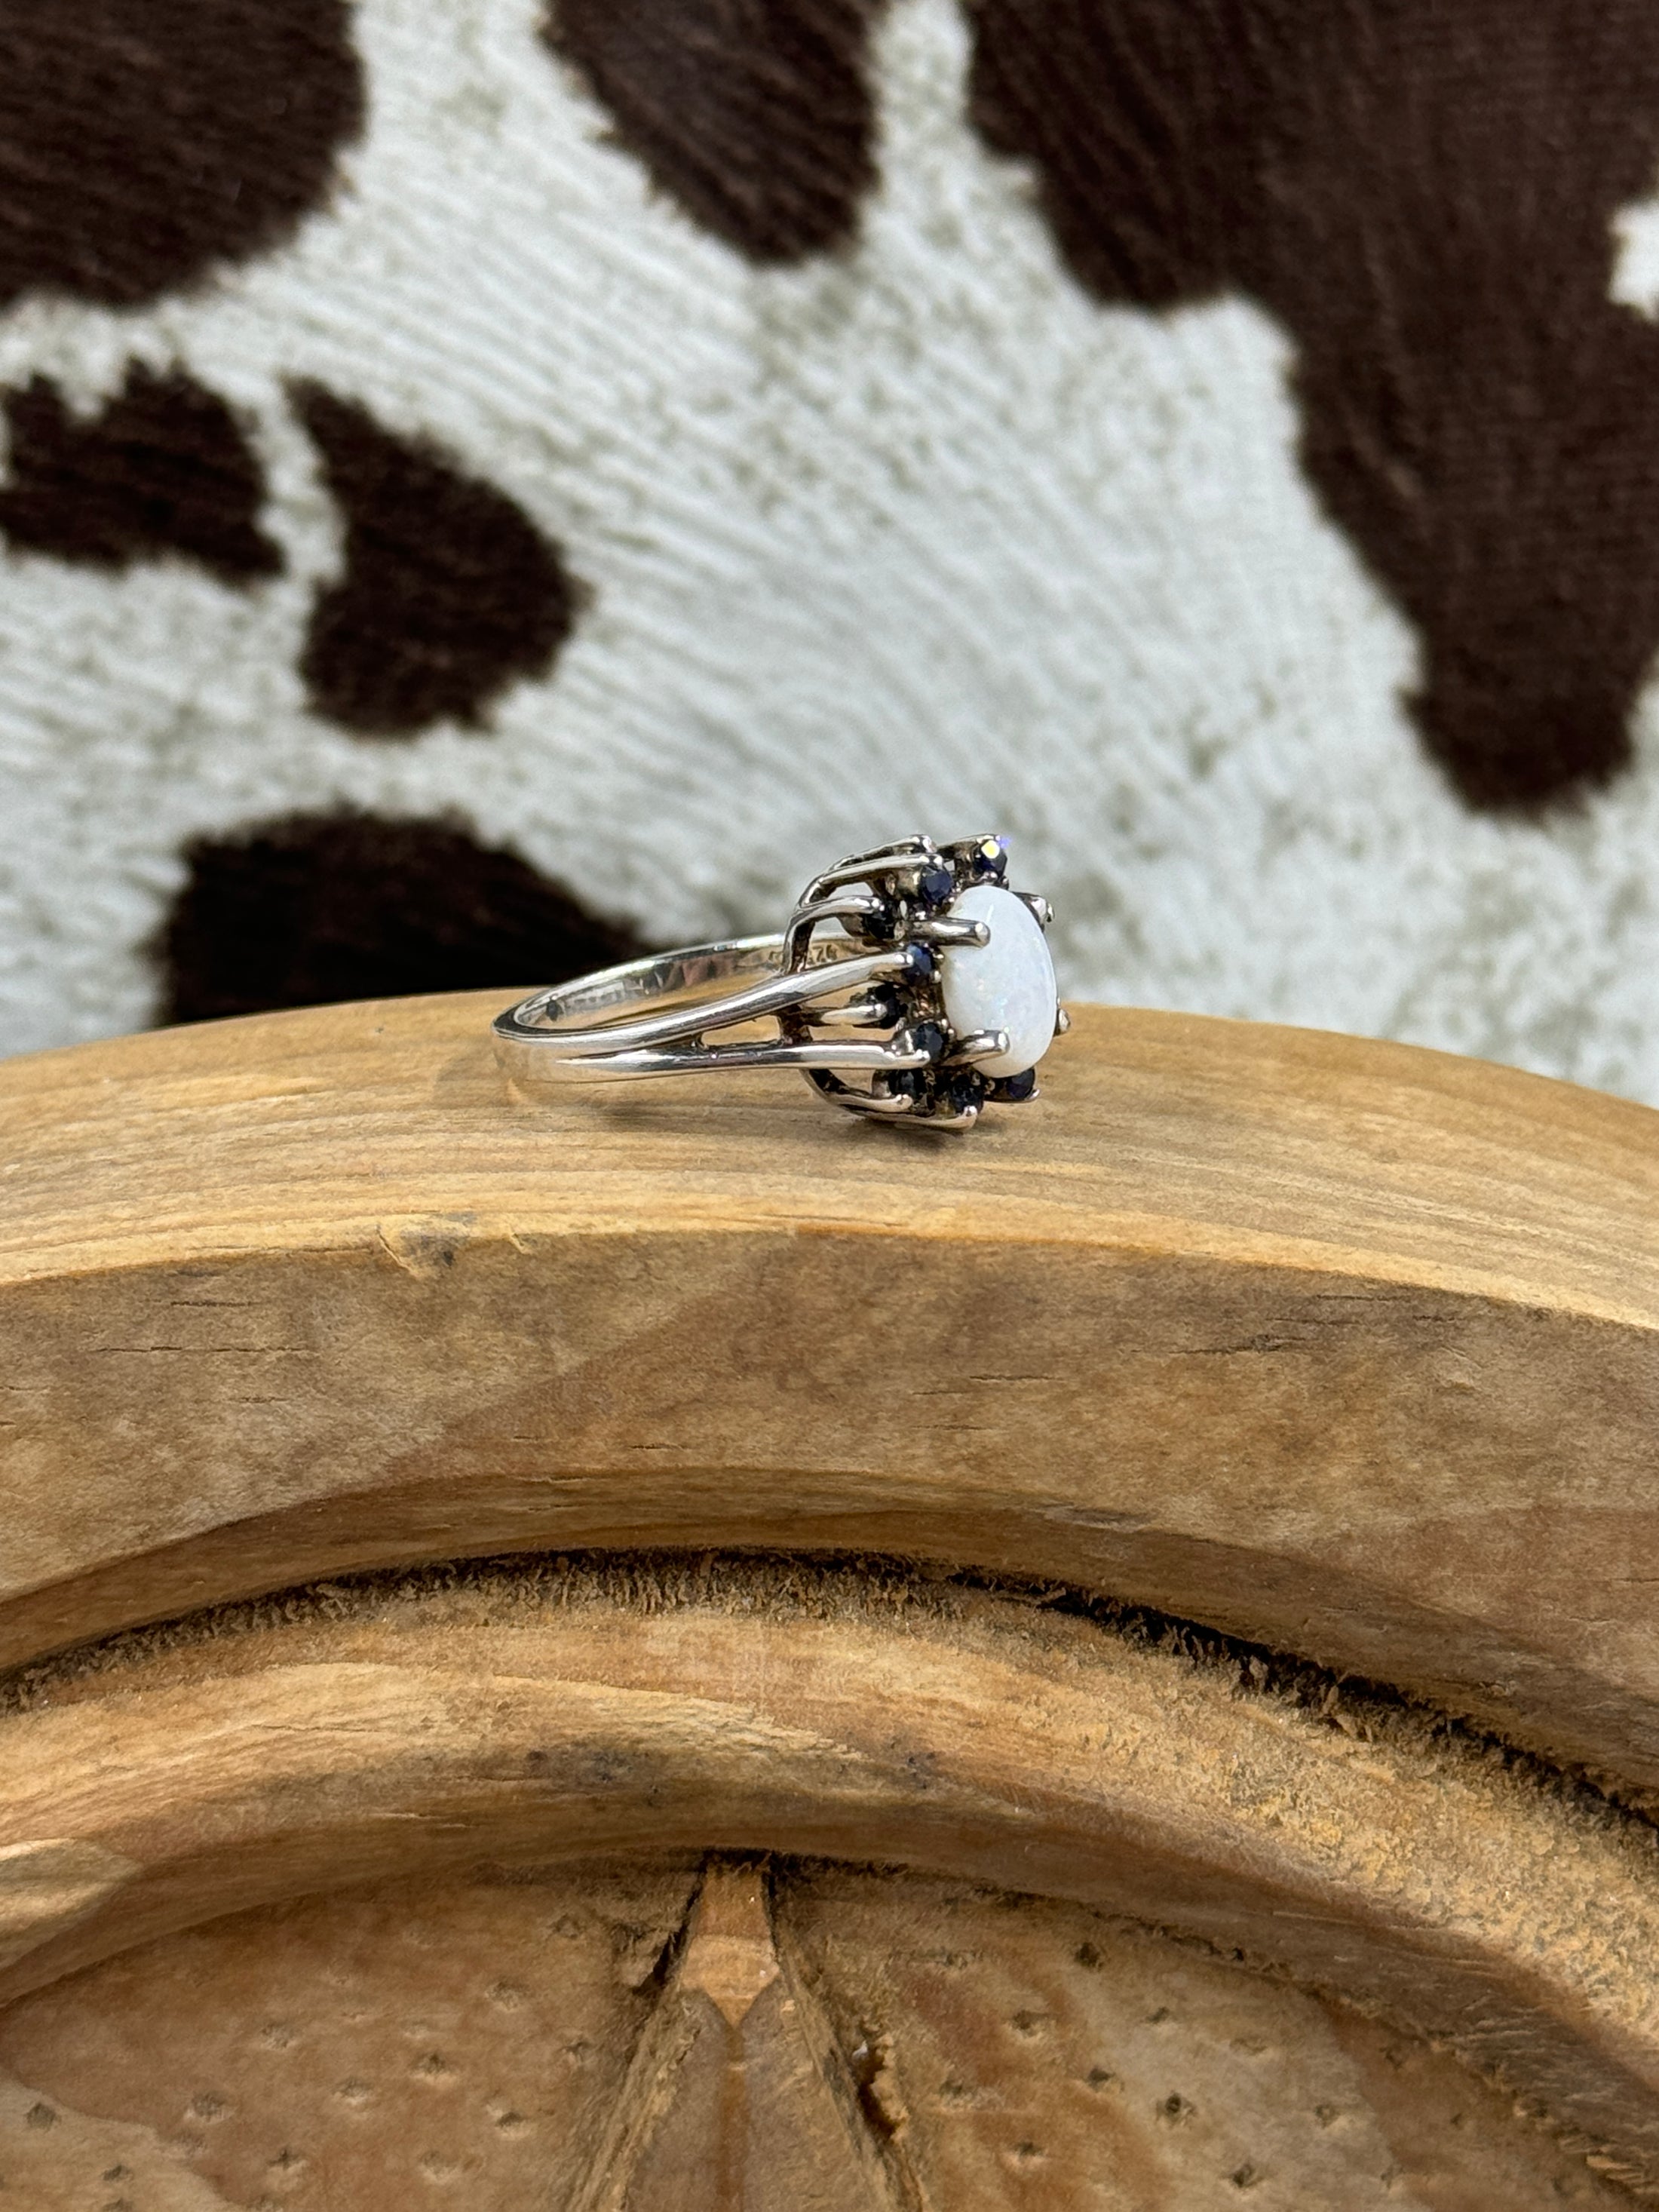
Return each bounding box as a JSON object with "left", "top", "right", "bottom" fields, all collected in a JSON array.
[{"left": 940, "top": 883, "right": 1059, "bottom": 1077}]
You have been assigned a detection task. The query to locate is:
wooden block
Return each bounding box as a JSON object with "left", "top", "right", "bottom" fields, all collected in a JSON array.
[
  {"left": 2, "top": 992, "right": 1657, "bottom": 1793},
  {"left": 2, "top": 992, "right": 1657, "bottom": 2201},
  {"left": 0, "top": 1563, "right": 1647, "bottom": 2198}
]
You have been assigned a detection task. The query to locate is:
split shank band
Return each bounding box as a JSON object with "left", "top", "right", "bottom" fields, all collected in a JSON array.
[{"left": 493, "top": 834, "right": 1065, "bottom": 1131}]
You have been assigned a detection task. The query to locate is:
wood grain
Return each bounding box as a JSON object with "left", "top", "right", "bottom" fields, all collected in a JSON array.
[
  {"left": 0, "top": 1563, "right": 1655, "bottom": 2185},
  {"left": 4, "top": 992, "right": 1659, "bottom": 1795},
  {"left": 568, "top": 1859, "right": 908, "bottom": 2210},
  {"left": 785, "top": 1867, "right": 1633, "bottom": 2210},
  {"left": 0, "top": 1858, "right": 699, "bottom": 2210},
  {"left": 0, "top": 1855, "right": 1621, "bottom": 2210}
]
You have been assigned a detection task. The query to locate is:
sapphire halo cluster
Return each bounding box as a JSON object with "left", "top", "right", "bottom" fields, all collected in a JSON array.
[{"left": 784, "top": 834, "right": 1063, "bottom": 1130}]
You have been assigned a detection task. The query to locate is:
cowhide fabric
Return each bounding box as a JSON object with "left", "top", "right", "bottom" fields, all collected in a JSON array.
[{"left": 6, "top": 0, "right": 1659, "bottom": 1099}]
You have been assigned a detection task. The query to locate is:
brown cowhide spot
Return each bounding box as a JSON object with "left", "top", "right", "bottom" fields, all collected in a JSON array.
[
  {"left": 967, "top": 0, "right": 1659, "bottom": 811},
  {"left": 547, "top": 0, "right": 882, "bottom": 262},
  {"left": 0, "top": 366, "right": 281, "bottom": 584},
  {"left": 156, "top": 810, "right": 649, "bottom": 1024},
  {"left": 293, "top": 385, "right": 581, "bottom": 738},
  {"left": 0, "top": 0, "right": 361, "bottom": 310}
]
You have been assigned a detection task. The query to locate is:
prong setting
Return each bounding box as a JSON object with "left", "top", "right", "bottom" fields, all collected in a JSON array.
[
  {"left": 782, "top": 833, "right": 1061, "bottom": 1130},
  {"left": 948, "top": 1028, "right": 1012, "bottom": 1066},
  {"left": 910, "top": 916, "right": 992, "bottom": 948},
  {"left": 812, "top": 985, "right": 903, "bottom": 1029}
]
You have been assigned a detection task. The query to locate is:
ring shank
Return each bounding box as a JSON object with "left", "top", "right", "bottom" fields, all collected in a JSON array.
[
  {"left": 510, "top": 936, "right": 789, "bottom": 1034},
  {"left": 494, "top": 934, "right": 919, "bottom": 1088}
]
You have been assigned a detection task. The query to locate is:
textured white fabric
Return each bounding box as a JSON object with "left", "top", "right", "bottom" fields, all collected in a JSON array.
[{"left": 2, "top": 0, "right": 1658, "bottom": 1099}]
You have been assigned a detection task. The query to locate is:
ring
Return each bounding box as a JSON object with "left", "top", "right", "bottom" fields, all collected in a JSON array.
[{"left": 493, "top": 834, "right": 1068, "bottom": 1131}]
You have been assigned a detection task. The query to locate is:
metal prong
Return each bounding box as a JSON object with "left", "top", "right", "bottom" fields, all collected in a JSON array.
[
  {"left": 948, "top": 1028, "right": 1010, "bottom": 1066},
  {"left": 1020, "top": 893, "right": 1053, "bottom": 931},
  {"left": 782, "top": 892, "right": 888, "bottom": 966},
  {"left": 833, "top": 835, "right": 935, "bottom": 865},
  {"left": 805, "top": 1066, "right": 918, "bottom": 1117},
  {"left": 803, "top": 850, "right": 939, "bottom": 898},
  {"left": 911, "top": 916, "right": 990, "bottom": 948},
  {"left": 797, "top": 839, "right": 939, "bottom": 907},
  {"left": 1053, "top": 1006, "right": 1071, "bottom": 1035},
  {"left": 814, "top": 990, "right": 897, "bottom": 1029},
  {"left": 931, "top": 1097, "right": 983, "bottom": 1132},
  {"left": 786, "top": 893, "right": 883, "bottom": 934},
  {"left": 851, "top": 1088, "right": 918, "bottom": 1117}
]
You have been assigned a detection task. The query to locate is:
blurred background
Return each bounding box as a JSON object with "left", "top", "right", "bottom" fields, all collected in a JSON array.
[{"left": 6, "top": 0, "right": 1659, "bottom": 1097}]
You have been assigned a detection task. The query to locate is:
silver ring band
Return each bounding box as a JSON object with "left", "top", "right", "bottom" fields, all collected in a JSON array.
[
  {"left": 493, "top": 934, "right": 930, "bottom": 1081},
  {"left": 494, "top": 835, "right": 1065, "bottom": 1131}
]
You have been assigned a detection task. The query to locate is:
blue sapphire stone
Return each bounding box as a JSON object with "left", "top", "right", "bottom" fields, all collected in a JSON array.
[{"left": 989, "top": 1068, "right": 1038, "bottom": 1103}]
